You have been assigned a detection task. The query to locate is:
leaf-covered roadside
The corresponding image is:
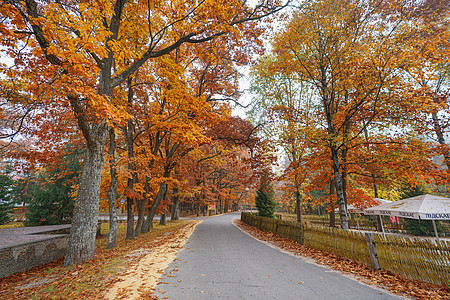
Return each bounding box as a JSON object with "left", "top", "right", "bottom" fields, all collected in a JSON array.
[
  {"left": 234, "top": 220, "right": 450, "bottom": 299},
  {"left": 0, "top": 221, "right": 191, "bottom": 299}
]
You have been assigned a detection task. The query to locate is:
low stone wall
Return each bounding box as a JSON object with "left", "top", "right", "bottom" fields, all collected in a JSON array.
[{"left": 0, "top": 231, "right": 69, "bottom": 278}]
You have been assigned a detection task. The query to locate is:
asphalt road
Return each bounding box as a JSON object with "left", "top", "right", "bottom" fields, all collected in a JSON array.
[{"left": 156, "top": 212, "right": 402, "bottom": 300}]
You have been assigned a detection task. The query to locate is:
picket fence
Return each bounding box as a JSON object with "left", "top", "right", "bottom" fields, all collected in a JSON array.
[{"left": 241, "top": 212, "right": 450, "bottom": 286}]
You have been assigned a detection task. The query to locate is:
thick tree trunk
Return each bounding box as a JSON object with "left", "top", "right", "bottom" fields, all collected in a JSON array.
[
  {"left": 160, "top": 212, "right": 166, "bottom": 225},
  {"left": 171, "top": 186, "right": 180, "bottom": 220},
  {"left": 143, "top": 182, "right": 168, "bottom": 233},
  {"left": 64, "top": 129, "right": 106, "bottom": 266},
  {"left": 135, "top": 178, "right": 150, "bottom": 236},
  {"left": 134, "top": 199, "right": 146, "bottom": 236},
  {"left": 107, "top": 128, "right": 118, "bottom": 249}
]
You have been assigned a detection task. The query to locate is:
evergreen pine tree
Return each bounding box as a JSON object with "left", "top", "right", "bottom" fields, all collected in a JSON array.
[
  {"left": 255, "top": 174, "right": 276, "bottom": 218},
  {"left": 24, "top": 148, "right": 81, "bottom": 226},
  {"left": 0, "top": 172, "right": 16, "bottom": 225}
]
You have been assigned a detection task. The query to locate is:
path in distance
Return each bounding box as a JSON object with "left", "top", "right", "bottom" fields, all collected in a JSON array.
[{"left": 156, "top": 212, "right": 403, "bottom": 300}]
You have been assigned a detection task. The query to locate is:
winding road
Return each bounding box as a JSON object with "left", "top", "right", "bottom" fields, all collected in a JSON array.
[{"left": 156, "top": 212, "right": 402, "bottom": 299}]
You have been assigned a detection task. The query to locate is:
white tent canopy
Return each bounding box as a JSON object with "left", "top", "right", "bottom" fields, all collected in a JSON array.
[
  {"left": 346, "top": 198, "right": 391, "bottom": 214},
  {"left": 364, "top": 194, "right": 450, "bottom": 220},
  {"left": 363, "top": 194, "right": 450, "bottom": 239}
]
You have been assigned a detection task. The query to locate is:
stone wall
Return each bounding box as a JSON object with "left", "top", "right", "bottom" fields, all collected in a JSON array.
[{"left": 0, "top": 235, "right": 68, "bottom": 278}]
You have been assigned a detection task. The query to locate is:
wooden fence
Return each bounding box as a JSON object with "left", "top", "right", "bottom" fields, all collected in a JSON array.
[
  {"left": 241, "top": 212, "right": 450, "bottom": 286},
  {"left": 374, "top": 234, "right": 450, "bottom": 286}
]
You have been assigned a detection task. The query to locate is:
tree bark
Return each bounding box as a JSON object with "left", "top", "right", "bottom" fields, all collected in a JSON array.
[
  {"left": 196, "top": 194, "right": 201, "bottom": 217},
  {"left": 124, "top": 77, "right": 136, "bottom": 240},
  {"left": 160, "top": 212, "right": 167, "bottom": 225},
  {"left": 171, "top": 186, "right": 180, "bottom": 220},
  {"left": 331, "top": 146, "right": 349, "bottom": 229},
  {"left": 107, "top": 127, "right": 118, "bottom": 249},
  {"left": 134, "top": 199, "right": 146, "bottom": 236},
  {"left": 142, "top": 181, "right": 168, "bottom": 233},
  {"left": 135, "top": 177, "right": 149, "bottom": 236},
  {"left": 295, "top": 188, "right": 302, "bottom": 223},
  {"left": 64, "top": 126, "right": 107, "bottom": 266},
  {"left": 329, "top": 178, "right": 336, "bottom": 228},
  {"left": 432, "top": 112, "right": 450, "bottom": 170},
  {"left": 126, "top": 197, "right": 134, "bottom": 239},
  {"left": 364, "top": 128, "right": 379, "bottom": 198}
]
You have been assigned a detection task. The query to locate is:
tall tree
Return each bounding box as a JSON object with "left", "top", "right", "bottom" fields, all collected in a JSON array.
[
  {"left": 269, "top": 0, "right": 449, "bottom": 229},
  {"left": 1, "top": 0, "right": 287, "bottom": 265}
]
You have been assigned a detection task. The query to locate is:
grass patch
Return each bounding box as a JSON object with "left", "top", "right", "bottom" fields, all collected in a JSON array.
[
  {"left": 0, "top": 221, "right": 25, "bottom": 229},
  {"left": 0, "top": 220, "right": 188, "bottom": 299}
]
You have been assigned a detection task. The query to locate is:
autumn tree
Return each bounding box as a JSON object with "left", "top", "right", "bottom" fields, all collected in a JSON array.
[
  {"left": 250, "top": 54, "right": 318, "bottom": 223},
  {"left": 1, "top": 0, "right": 287, "bottom": 265},
  {"left": 265, "top": 0, "right": 449, "bottom": 229}
]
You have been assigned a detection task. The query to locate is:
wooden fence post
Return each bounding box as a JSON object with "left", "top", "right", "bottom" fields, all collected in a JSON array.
[{"left": 365, "top": 233, "right": 380, "bottom": 270}]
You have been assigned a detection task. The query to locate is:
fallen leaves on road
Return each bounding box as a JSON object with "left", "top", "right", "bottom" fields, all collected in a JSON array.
[
  {"left": 104, "top": 220, "right": 201, "bottom": 300},
  {"left": 0, "top": 220, "right": 197, "bottom": 300},
  {"left": 234, "top": 219, "right": 450, "bottom": 300}
]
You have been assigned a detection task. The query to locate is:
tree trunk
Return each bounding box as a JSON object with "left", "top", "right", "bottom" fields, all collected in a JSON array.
[
  {"left": 295, "top": 188, "right": 302, "bottom": 223},
  {"left": 125, "top": 78, "right": 137, "bottom": 239},
  {"left": 171, "top": 186, "right": 180, "bottom": 220},
  {"left": 64, "top": 128, "right": 106, "bottom": 266},
  {"left": 364, "top": 128, "right": 379, "bottom": 198},
  {"left": 126, "top": 197, "right": 134, "bottom": 239},
  {"left": 341, "top": 152, "right": 348, "bottom": 209},
  {"left": 329, "top": 178, "right": 336, "bottom": 227},
  {"left": 143, "top": 181, "right": 168, "bottom": 233},
  {"left": 373, "top": 177, "right": 379, "bottom": 198},
  {"left": 134, "top": 199, "right": 146, "bottom": 236},
  {"left": 160, "top": 212, "right": 166, "bottom": 225},
  {"left": 107, "top": 128, "right": 118, "bottom": 249},
  {"left": 331, "top": 146, "right": 349, "bottom": 229},
  {"left": 432, "top": 112, "right": 450, "bottom": 170},
  {"left": 196, "top": 194, "right": 201, "bottom": 217},
  {"left": 135, "top": 177, "right": 150, "bottom": 236}
]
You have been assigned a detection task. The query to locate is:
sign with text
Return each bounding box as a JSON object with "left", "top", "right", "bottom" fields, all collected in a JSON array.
[{"left": 208, "top": 204, "right": 215, "bottom": 210}]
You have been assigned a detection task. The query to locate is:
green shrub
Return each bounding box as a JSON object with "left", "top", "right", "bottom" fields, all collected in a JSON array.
[
  {"left": 0, "top": 173, "right": 16, "bottom": 225},
  {"left": 255, "top": 174, "right": 276, "bottom": 218},
  {"left": 403, "top": 218, "right": 441, "bottom": 236}
]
